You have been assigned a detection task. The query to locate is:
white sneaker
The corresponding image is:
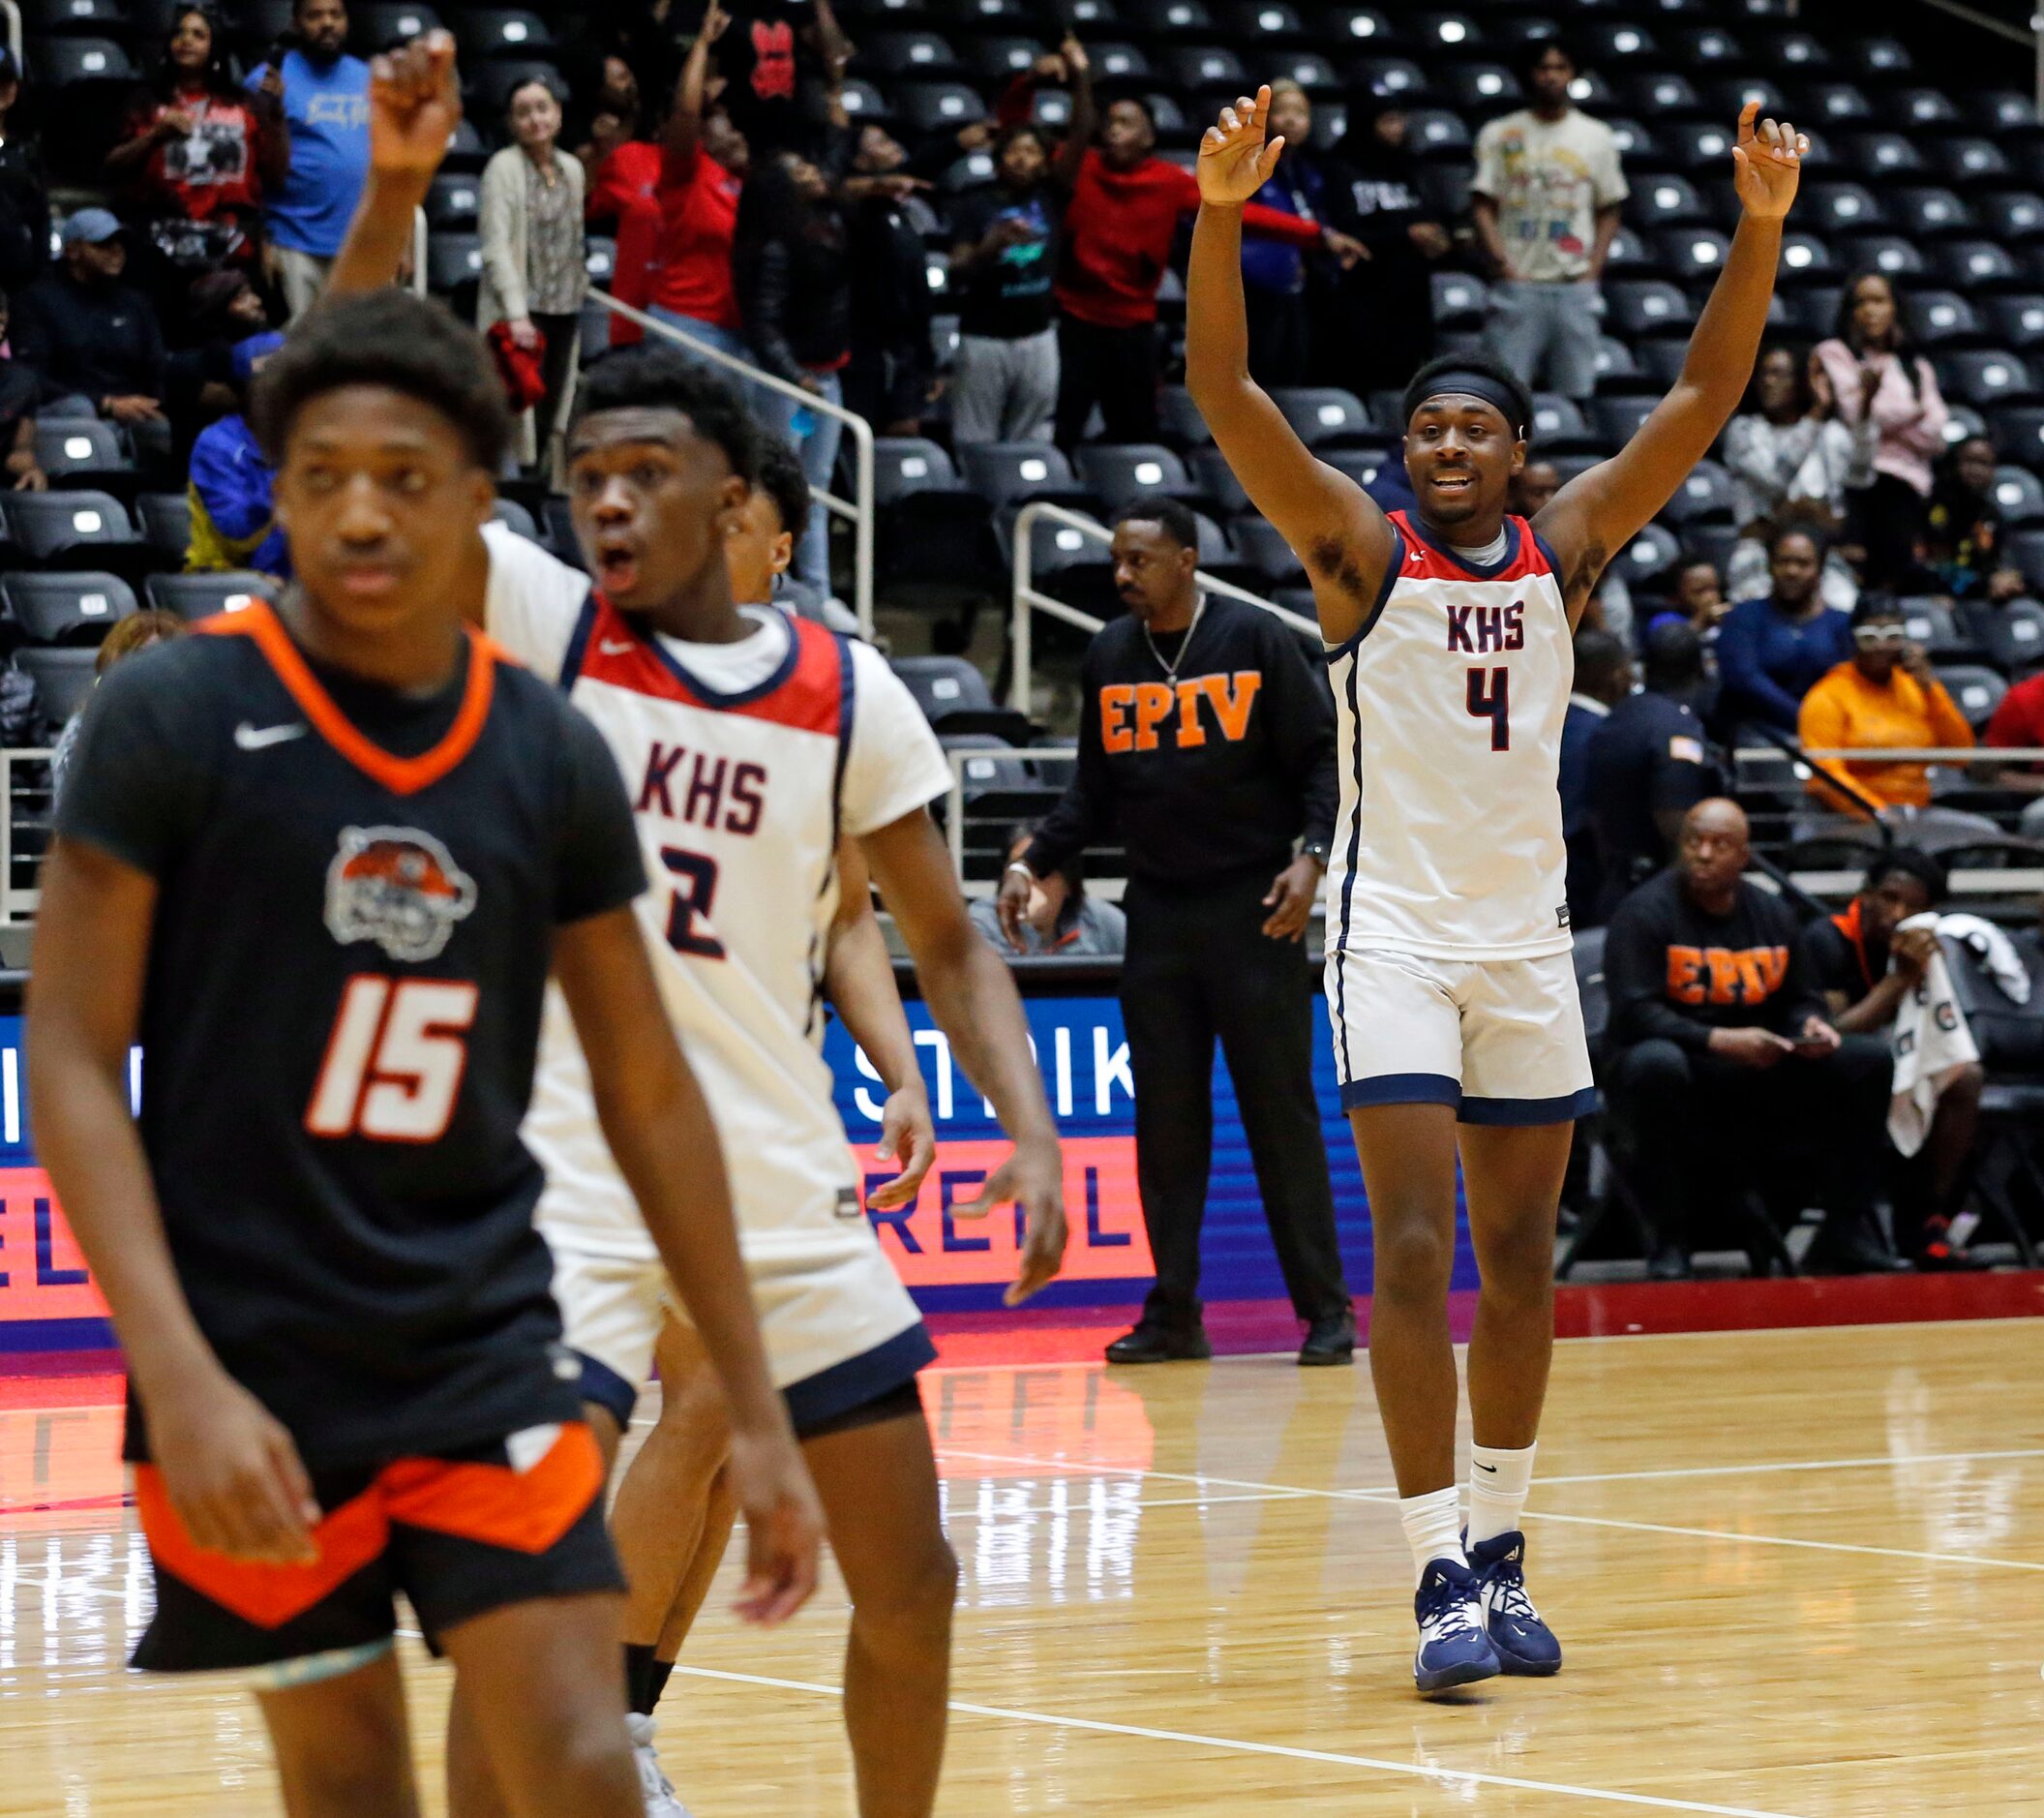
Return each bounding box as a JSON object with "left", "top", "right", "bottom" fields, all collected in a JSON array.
[{"left": 625, "top": 1712, "right": 692, "bottom": 1818}]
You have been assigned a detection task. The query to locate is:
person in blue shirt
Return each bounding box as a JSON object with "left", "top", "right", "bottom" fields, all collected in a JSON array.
[
  {"left": 1241, "top": 82, "right": 1358, "bottom": 386},
  {"left": 187, "top": 330, "right": 289, "bottom": 577},
  {"left": 1713, "top": 525, "right": 1853, "bottom": 736},
  {"left": 1561, "top": 628, "right": 1632, "bottom": 923},
  {"left": 259, "top": 0, "right": 369, "bottom": 318}
]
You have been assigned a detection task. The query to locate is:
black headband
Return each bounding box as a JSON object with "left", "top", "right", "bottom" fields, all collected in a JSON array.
[{"left": 1411, "top": 371, "right": 1527, "bottom": 438}]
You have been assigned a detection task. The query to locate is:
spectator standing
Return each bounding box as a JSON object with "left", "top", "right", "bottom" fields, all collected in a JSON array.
[
  {"left": 479, "top": 75, "right": 587, "bottom": 473},
  {"left": 996, "top": 498, "right": 1353, "bottom": 1365},
  {"left": 1605, "top": 798, "right": 1899, "bottom": 1276},
  {"left": 1816, "top": 272, "right": 1949, "bottom": 589},
  {"left": 261, "top": 0, "right": 370, "bottom": 320},
  {"left": 1713, "top": 527, "right": 1853, "bottom": 735},
  {"left": 1320, "top": 98, "right": 1447, "bottom": 398},
  {"left": 1560, "top": 628, "right": 1631, "bottom": 922},
  {"left": 1796, "top": 848, "right": 1985, "bottom": 1271},
  {"left": 735, "top": 146, "right": 851, "bottom": 587},
  {"left": 1050, "top": 72, "right": 1356, "bottom": 445},
  {"left": 973, "top": 824, "right": 1126, "bottom": 956},
  {"left": 1585, "top": 621, "right": 1723, "bottom": 922},
  {"left": 186, "top": 329, "right": 287, "bottom": 576},
  {"left": 1470, "top": 36, "right": 1626, "bottom": 402},
  {"left": 1798, "top": 593, "right": 1973, "bottom": 813},
  {"left": 947, "top": 101, "right": 1085, "bottom": 446},
  {"left": 1923, "top": 435, "right": 2027, "bottom": 603},
  {"left": 1721, "top": 343, "right": 1872, "bottom": 609},
  {"left": 1239, "top": 81, "right": 1338, "bottom": 387},
  {"left": 13, "top": 212, "right": 168, "bottom": 465},
  {"left": 841, "top": 122, "right": 936, "bottom": 436},
  {"left": 0, "top": 289, "right": 45, "bottom": 493},
  {"left": 711, "top": 0, "right": 853, "bottom": 160},
  {"left": 108, "top": 8, "right": 287, "bottom": 284},
  {"left": 1982, "top": 667, "right": 2044, "bottom": 836},
  {"left": 0, "top": 52, "right": 51, "bottom": 294}
]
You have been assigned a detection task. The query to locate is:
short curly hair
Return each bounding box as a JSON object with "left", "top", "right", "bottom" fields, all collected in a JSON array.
[
  {"left": 250, "top": 289, "right": 513, "bottom": 473},
  {"left": 573, "top": 345, "right": 763, "bottom": 482},
  {"left": 752, "top": 432, "right": 811, "bottom": 542}
]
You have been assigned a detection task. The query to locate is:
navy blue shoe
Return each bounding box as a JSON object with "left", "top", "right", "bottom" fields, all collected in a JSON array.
[
  {"left": 1467, "top": 1530, "right": 1562, "bottom": 1676},
  {"left": 1412, "top": 1558, "right": 1502, "bottom": 1693}
]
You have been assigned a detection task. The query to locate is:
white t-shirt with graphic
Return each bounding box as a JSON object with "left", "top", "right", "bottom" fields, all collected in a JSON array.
[{"left": 1472, "top": 107, "right": 1628, "bottom": 284}]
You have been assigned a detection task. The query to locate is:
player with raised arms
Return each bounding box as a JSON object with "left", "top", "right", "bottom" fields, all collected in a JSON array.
[
  {"left": 1187, "top": 89, "right": 1805, "bottom": 1691},
  {"left": 26, "top": 285, "right": 823, "bottom": 1815}
]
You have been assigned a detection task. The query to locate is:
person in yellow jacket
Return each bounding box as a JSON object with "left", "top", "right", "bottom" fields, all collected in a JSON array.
[{"left": 1798, "top": 593, "right": 1973, "bottom": 811}]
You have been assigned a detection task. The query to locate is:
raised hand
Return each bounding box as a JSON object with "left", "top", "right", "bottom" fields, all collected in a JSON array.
[
  {"left": 367, "top": 27, "right": 463, "bottom": 191},
  {"left": 702, "top": 0, "right": 730, "bottom": 43},
  {"left": 1730, "top": 100, "right": 1805, "bottom": 222},
  {"left": 1197, "top": 85, "right": 1283, "bottom": 207}
]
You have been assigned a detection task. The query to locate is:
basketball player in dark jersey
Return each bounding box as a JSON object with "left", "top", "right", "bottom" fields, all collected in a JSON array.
[{"left": 27, "top": 288, "right": 824, "bottom": 1817}]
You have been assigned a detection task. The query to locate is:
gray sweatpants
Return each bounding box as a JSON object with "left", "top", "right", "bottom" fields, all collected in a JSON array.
[
  {"left": 1483, "top": 278, "right": 1603, "bottom": 402},
  {"left": 949, "top": 326, "right": 1059, "bottom": 446}
]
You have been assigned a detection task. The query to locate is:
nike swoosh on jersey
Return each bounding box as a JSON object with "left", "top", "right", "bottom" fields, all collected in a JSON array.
[
  {"left": 598, "top": 639, "right": 637, "bottom": 655},
  {"left": 233, "top": 721, "right": 309, "bottom": 750}
]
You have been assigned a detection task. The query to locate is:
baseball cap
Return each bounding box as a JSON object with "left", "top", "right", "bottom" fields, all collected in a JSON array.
[{"left": 62, "top": 208, "right": 125, "bottom": 247}]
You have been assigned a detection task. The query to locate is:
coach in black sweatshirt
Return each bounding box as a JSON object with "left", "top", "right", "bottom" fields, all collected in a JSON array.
[
  {"left": 997, "top": 496, "right": 1352, "bottom": 1366},
  {"left": 1604, "top": 797, "right": 1898, "bottom": 1278}
]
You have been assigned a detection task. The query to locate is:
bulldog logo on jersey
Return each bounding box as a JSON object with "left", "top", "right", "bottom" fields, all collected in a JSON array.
[{"left": 324, "top": 826, "right": 478, "bottom": 962}]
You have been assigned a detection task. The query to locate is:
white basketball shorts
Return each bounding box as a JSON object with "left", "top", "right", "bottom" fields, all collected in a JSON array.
[{"left": 1324, "top": 946, "right": 1598, "bottom": 1124}]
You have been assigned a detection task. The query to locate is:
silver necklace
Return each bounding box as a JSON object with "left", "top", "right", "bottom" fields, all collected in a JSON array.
[{"left": 1143, "top": 594, "right": 1207, "bottom": 682}]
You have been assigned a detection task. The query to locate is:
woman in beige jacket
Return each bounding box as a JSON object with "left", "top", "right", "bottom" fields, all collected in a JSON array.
[{"left": 478, "top": 74, "right": 586, "bottom": 473}]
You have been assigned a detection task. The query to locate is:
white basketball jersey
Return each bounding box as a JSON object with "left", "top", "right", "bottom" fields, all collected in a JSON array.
[
  {"left": 485, "top": 551, "right": 951, "bottom": 1318},
  {"left": 1324, "top": 511, "right": 1574, "bottom": 962}
]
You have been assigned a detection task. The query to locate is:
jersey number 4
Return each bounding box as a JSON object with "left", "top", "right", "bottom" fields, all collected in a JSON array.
[
  {"left": 1466, "top": 666, "right": 1511, "bottom": 752},
  {"left": 306, "top": 976, "right": 478, "bottom": 1142}
]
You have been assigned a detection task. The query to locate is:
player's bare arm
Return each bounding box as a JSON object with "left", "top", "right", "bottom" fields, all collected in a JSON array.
[
  {"left": 1535, "top": 103, "right": 1805, "bottom": 624},
  {"left": 1186, "top": 86, "right": 1395, "bottom": 648},
  {"left": 554, "top": 902, "right": 825, "bottom": 1625},
  {"left": 826, "top": 836, "right": 936, "bottom": 1213},
  {"left": 28, "top": 838, "right": 320, "bottom": 1566},
  {"left": 859, "top": 806, "right": 1068, "bottom": 1306},
  {"left": 325, "top": 29, "right": 463, "bottom": 300}
]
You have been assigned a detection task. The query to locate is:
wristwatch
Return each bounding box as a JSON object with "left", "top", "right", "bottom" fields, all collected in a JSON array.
[{"left": 1302, "top": 840, "right": 1331, "bottom": 868}]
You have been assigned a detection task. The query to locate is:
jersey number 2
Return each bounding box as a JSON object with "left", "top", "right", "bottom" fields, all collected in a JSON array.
[
  {"left": 306, "top": 976, "right": 478, "bottom": 1142},
  {"left": 1466, "top": 666, "right": 1511, "bottom": 752},
  {"left": 662, "top": 847, "right": 726, "bottom": 959}
]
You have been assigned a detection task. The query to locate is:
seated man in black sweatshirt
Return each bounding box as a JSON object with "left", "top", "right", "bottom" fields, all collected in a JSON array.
[
  {"left": 1605, "top": 798, "right": 1901, "bottom": 1278},
  {"left": 997, "top": 494, "right": 1353, "bottom": 1365}
]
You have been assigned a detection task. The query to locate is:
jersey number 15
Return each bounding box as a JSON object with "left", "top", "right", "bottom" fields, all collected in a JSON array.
[
  {"left": 1466, "top": 666, "right": 1511, "bottom": 752},
  {"left": 307, "top": 975, "right": 478, "bottom": 1143}
]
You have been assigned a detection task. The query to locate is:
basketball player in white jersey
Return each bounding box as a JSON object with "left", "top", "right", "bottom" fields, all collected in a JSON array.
[{"left": 1188, "top": 90, "right": 1806, "bottom": 1690}]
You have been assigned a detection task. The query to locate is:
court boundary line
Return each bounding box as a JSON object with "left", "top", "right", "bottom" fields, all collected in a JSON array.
[
  {"left": 664, "top": 1661, "right": 1804, "bottom": 1817},
  {"left": 932, "top": 1446, "right": 2044, "bottom": 1571}
]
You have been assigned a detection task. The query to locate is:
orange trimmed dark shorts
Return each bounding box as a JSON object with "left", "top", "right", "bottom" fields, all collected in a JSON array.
[{"left": 132, "top": 1421, "right": 622, "bottom": 1673}]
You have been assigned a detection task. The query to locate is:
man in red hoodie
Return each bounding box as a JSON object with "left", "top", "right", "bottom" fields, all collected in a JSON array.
[{"left": 1032, "top": 56, "right": 1361, "bottom": 446}]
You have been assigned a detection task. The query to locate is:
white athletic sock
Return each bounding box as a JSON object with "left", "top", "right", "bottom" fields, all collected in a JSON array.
[
  {"left": 1468, "top": 1440, "right": 1537, "bottom": 1546},
  {"left": 1399, "top": 1486, "right": 1467, "bottom": 1585}
]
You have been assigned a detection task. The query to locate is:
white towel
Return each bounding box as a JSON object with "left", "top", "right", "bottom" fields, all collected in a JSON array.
[
  {"left": 1936, "top": 912, "right": 2030, "bottom": 1004},
  {"left": 1887, "top": 913, "right": 1981, "bottom": 1159}
]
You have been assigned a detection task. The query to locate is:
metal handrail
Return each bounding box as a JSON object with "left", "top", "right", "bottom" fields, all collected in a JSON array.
[
  {"left": 0, "top": 746, "right": 52, "bottom": 924},
  {"left": 1738, "top": 746, "right": 2044, "bottom": 764},
  {"left": 410, "top": 206, "right": 427, "bottom": 299},
  {"left": 1007, "top": 500, "right": 1318, "bottom": 711},
  {"left": 586, "top": 289, "right": 876, "bottom": 640},
  {"left": 942, "top": 743, "right": 1075, "bottom": 879}
]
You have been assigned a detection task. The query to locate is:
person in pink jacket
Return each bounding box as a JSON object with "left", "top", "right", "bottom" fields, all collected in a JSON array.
[{"left": 1815, "top": 271, "right": 1949, "bottom": 588}]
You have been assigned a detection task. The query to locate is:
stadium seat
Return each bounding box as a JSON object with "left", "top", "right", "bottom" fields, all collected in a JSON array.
[
  {"left": 1015, "top": 512, "right": 1114, "bottom": 604},
  {"left": 1938, "top": 242, "right": 2022, "bottom": 289},
  {"left": 135, "top": 492, "right": 190, "bottom": 563},
  {"left": 1660, "top": 459, "right": 1735, "bottom": 527},
  {"left": 1430, "top": 270, "right": 1488, "bottom": 328},
  {"left": 144, "top": 571, "right": 278, "bottom": 621},
  {"left": 1657, "top": 227, "right": 1729, "bottom": 279},
  {"left": 1887, "top": 186, "right": 1970, "bottom": 239},
  {"left": 1167, "top": 45, "right": 1245, "bottom": 90},
  {"left": 1226, "top": 515, "right": 1305, "bottom": 587},
  {"left": 1938, "top": 139, "right": 2014, "bottom": 186},
  {"left": 1529, "top": 393, "right": 1589, "bottom": 444},
  {"left": 1073, "top": 444, "right": 1197, "bottom": 513},
  {"left": 1993, "top": 466, "right": 2044, "bottom": 526},
  {"left": 890, "top": 655, "right": 995, "bottom": 725},
  {"left": 872, "top": 439, "right": 959, "bottom": 508},
  {"left": 1899, "top": 598, "right": 1976, "bottom": 662},
  {"left": 961, "top": 443, "right": 1082, "bottom": 511},
  {"left": 1774, "top": 230, "right": 1837, "bottom": 284},
  {"left": 1270, "top": 388, "right": 1373, "bottom": 447},
  {"left": 1848, "top": 133, "right": 1927, "bottom": 181},
  {"left": 1841, "top": 36, "right": 1910, "bottom": 77},
  {"left": 27, "top": 0, "right": 124, "bottom": 31},
  {"left": 1971, "top": 597, "right": 2044, "bottom": 673},
  {"left": 5, "top": 491, "right": 142, "bottom": 565},
  {"left": 1800, "top": 182, "right": 1886, "bottom": 237},
  {"left": 1630, "top": 175, "right": 1709, "bottom": 230},
  {"left": 3, "top": 571, "right": 135, "bottom": 644},
  {"left": 34, "top": 420, "right": 132, "bottom": 489},
  {"left": 453, "top": 8, "right": 553, "bottom": 56},
  {"left": 426, "top": 232, "right": 485, "bottom": 294},
  {"left": 14, "top": 646, "right": 98, "bottom": 725},
  {"left": 1591, "top": 396, "right": 1658, "bottom": 448},
  {"left": 1937, "top": 664, "right": 2009, "bottom": 730},
  {"left": 471, "top": 59, "right": 566, "bottom": 119},
  {"left": 1442, "top": 63, "right": 1513, "bottom": 111},
  {"left": 1623, "top": 72, "right": 1702, "bottom": 120},
  {"left": 1592, "top": 336, "right": 1644, "bottom": 390},
  {"left": 1608, "top": 281, "right": 1695, "bottom": 338},
  {"left": 1580, "top": 21, "right": 1660, "bottom": 64},
  {"left": 1157, "top": 386, "right": 1214, "bottom": 448},
  {"left": 860, "top": 31, "right": 961, "bottom": 76},
  {"left": 1406, "top": 110, "right": 1471, "bottom": 158},
  {"left": 424, "top": 170, "right": 481, "bottom": 228},
  {"left": 834, "top": 79, "right": 887, "bottom": 121},
  {"left": 1223, "top": 0, "right": 1308, "bottom": 41},
  {"left": 965, "top": 37, "right": 1046, "bottom": 80},
  {"left": 1990, "top": 410, "right": 2044, "bottom": 469},
  {"left": 1804, "top": 83, "right": 1874, "bottom": 129},
  {"left": 1939, "top": 351, "right": 2037, "bottom": 409},
  {"left": 1351, "top": 57, "right": 1426, "bottom": 100},
  {"left": 1121, "top": 0, "right": 1208, "bottom": 33},
  {"left": 1085, "top": 42, "right": 1150, "bottom": 79},
  {"left": 38, "top": 394, "right": 97, "bottom": 422},
  {"left": 31, "top": 37, "right": 134, "bottom": 85},
  {"left": 353, "top": 1, "right": 439, "bottom": 46},
  {"left": 1911, "top": 290, "right": 1982, "bottom": 346},
  {"left": 1609, "top": 524, "right": 1682, "bottom": 591},
  {"left": 440, "top": 117, "right": 486, "bottom": 171},
  {"left": 1410, "top": 9, "right": 1484, "bottom": 52},
  {"left": 1681, "top": 25, "right": 1745, "bottom": 66},
  {"left": 1977, "top": 193, "right": 2044, "bottom": 244},
  {"left": 1190, "top": 446, "right": 1252, "bottom": 517},
  {"left": 1893, "top": 88, "right": 1962, "bottom": 130},
  {"left": 1765, "top": 31, "right": 1831, "bottom": 73}
]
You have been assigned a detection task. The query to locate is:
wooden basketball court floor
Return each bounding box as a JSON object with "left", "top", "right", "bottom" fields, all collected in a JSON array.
[{"left": 3, "top": 1314, "right": 2042, "bottom": 1815}]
